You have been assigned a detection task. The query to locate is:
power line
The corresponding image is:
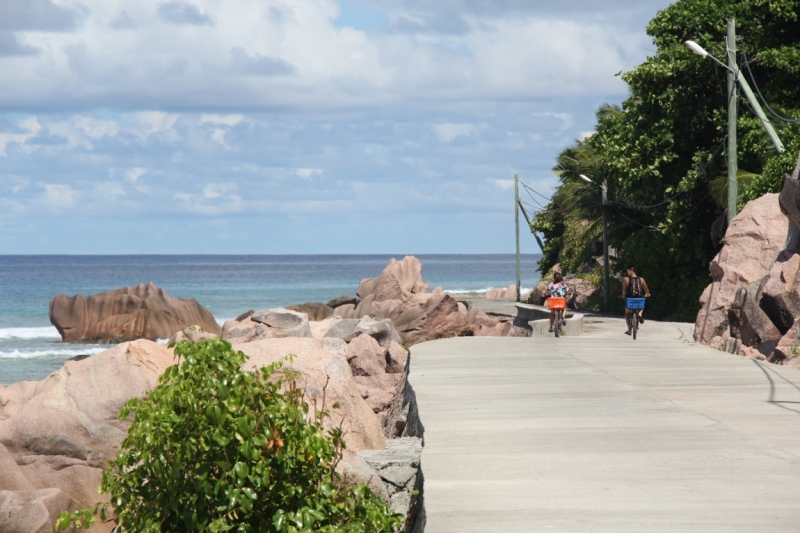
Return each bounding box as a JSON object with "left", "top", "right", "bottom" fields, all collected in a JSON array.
[
  {"left": 521, "top": 200, "right": 541, "bottom": 212},
  {"left": 741, "top": 49, "right": 800, "bottom": 124},
  {"left": 520, "top": 182, "right": 551, "bottom": 202},
  {"left": 612, "top": 194, "right": 711, "bottom": 232}
]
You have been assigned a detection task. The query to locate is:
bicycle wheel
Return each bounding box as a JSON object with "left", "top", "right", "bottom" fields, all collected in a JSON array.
[
  {"left": 632, "top": 312, "right": 638, "bottom": 340},
  {"left": 555, "top": 310, "right": 561, "bottom": 338}
]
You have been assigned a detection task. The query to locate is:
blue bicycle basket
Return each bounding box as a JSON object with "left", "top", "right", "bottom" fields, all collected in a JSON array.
[{"left": 626, "top": 297, "right": 646, "bottom": 310}]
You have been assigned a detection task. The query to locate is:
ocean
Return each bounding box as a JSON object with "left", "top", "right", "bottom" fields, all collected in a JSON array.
[{"left": 0, "top": 254, "right": 541, "bottom": 385}]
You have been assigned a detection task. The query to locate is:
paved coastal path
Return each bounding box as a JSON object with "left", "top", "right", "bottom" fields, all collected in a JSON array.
[{"left": 409, "top": 316, "right": 800, "bottom": 532}]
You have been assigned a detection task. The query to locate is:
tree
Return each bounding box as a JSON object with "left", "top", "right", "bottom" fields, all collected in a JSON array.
[{"left": 532, "top": 0, "right": 800, "bottom": 320}]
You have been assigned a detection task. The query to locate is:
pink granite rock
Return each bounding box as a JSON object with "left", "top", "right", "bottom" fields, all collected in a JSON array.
[
  {"left": 353, "top": 374, "right": 403, "bottom": 414},
  {"left": 694, "top": 194, "right": 787, "bottom": 344},
  {"left": 347, "top": 334, "right": 387, "bottom": 377},
  {"left": 385, "top": 341, "right": 408, "bottom": 374},
  {"left": 0, "top": 340, "right": 174, "bottom": 532},
  {"left": 235, "top": 337, "right": 386, "bottom": 451},
  {"left": 49, "top": 282, "right": 220, "bottom": 343}
]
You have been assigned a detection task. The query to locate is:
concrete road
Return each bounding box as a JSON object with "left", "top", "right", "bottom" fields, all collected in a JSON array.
[{"left": 409, "top": 317, "right": 800, "bottom": 532}]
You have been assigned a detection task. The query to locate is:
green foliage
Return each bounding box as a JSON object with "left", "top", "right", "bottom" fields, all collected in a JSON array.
[
  {"left": 56, "top": 339, "right": 401, "bottom": 533},
  {"left": 740, "top": 124, "right": 800, "bottom": 204},
  {"left": 531, "top": 0, "right": 800, "bottom": 319},
  {"left": 531, "top": 135, "right": 606, "bottom": 275}
]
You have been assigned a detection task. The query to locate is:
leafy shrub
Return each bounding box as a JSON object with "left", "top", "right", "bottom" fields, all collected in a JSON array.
[
  {"left": 57, "top": 339, "right": 401, "bottom": 533},
  {"left": 740, "top": 123, "right": 800, "bottom": 206}
]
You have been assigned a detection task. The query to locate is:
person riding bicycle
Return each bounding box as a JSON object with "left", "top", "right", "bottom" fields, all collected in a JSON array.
[
  {"left": 547, "top": 272, "right": 570, "bottom": 333},
  {"left": 622, "top": 266, "right": 650, "bottom": 336}
]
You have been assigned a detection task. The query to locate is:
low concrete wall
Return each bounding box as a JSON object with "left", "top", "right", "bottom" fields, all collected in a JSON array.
[
  {"left": 513, "top": 303, "right": 579, "bottom": 337},
  {"left": 529, "top": 313, "right": 584, "bottom": 337}
]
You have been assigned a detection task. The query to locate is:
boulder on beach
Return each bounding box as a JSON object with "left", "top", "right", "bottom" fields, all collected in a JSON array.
[{"left": 49, "top": 282, "right": 220, "bottom": 343}]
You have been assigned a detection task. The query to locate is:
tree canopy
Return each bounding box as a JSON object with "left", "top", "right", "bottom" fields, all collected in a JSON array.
[{"left": 532, "top": 0, "right": 800, "bottom": 320}]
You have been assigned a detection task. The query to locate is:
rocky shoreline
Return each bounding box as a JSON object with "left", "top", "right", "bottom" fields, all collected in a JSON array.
[{"left": 3, "top": 256, "right": 520, "bottom": 532}]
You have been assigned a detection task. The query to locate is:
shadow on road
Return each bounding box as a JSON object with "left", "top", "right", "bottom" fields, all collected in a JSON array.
[{"left": 753, "top": 360, "right": 800, "bottom": 414}]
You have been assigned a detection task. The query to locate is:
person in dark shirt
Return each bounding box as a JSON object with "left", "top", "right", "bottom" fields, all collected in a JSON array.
[{"left": 621, "top": 266, "right": 651, "bottom": 336}]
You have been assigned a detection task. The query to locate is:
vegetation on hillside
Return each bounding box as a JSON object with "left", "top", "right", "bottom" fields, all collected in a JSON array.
[{"left": 532, "top": 0, "right": 800, "bottom": 320}]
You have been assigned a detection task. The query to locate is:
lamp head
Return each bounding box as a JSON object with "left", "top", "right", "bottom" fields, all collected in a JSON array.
[
  {"left": 685, "top": 40, "right": 708, "bottom": 58},
  {"left": 579, "top": 174, "right": 593, "bottom": 184}
]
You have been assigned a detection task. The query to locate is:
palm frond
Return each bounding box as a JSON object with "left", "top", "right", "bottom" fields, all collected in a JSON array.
[{"left": 709, "top": 170, "right": 758, "bottom": 207}]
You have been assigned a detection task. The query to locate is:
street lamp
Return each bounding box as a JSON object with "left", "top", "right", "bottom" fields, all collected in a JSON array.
[
  {"left": 580, "top": 174, "right": 610, "bottom": 313},
  {"left": 685, "top": 24, "right": 785, "bottom": 224}
]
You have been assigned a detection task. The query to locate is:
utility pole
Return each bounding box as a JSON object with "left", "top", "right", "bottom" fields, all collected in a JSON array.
[
  {"left": 726, "top": 19, "right": 738, "bottom": 224},
  {"left": 514, "top": 174, "right": 521, "bottom": 303},
  {"left": 602, "top": 179, "right": 609, "bottom": 313}
]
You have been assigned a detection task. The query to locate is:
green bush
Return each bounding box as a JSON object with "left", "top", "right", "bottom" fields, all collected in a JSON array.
[{"left": 56, "top": 339, "right": 402, "bottom": 533}]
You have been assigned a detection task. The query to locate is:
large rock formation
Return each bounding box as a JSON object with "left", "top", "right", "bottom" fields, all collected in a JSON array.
[
  {"left": 334, "top": 256, "right": 512, "bottom": 343},
  {"left": 0, "top": 324, "right": 412, "bottom": 530},
  {"left": 223, "top": 310, "right": 412, "bottom": 426},
  {"left": 49, "top": 282, "right": 220, "bottom": 343},
  {"left": 694, "top": 193, "right": 788, "bottom": 347},
  {"left": 0, "top": 340, "right": 176, "bottom": 532},
  {"left": 694, "top": 154, "right": 800, "bottom": 365}
]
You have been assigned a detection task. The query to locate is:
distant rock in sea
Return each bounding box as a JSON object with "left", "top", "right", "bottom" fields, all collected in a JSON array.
[
  {"left": 334, "top": 256, "right": 513, "bottom": 342},
  {"left": 49, "top": 282, "right": 220, "bottom": 343}
]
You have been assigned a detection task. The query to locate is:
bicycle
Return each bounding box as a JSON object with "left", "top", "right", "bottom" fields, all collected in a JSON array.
[
  {"left": 547, "top": 297, "right": 568, "bottom": 338},
  {"left": 626, "top": 297, "right": 646, "bottom": 340}
]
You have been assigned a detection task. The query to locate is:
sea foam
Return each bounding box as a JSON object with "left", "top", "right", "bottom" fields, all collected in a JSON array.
[
  {"left": 0, "top": 347, "right": 108, "bottom": 359},
  {"left": 0, "top": 327, "right": 60, "bottom": 340}
]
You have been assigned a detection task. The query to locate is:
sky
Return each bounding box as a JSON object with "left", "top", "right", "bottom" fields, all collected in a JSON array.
[{"left": 0, "top": 0, "right": 674, "bottom": 254}]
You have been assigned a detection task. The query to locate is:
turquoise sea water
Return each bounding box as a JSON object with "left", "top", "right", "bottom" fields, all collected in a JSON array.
[{"left": 0, "top": 254, "right": 541, "bottom": 385}]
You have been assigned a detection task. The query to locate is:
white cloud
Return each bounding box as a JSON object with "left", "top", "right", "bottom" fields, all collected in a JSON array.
[
  {"left": 203, "top": 182, "right": 236, "bottom": 199},
  {"left": 200, "top": 114, "right": 244, "bottom": 146},
  {"left": 73, "top": 116, "right": 119, "bottom": 139},
  {"left": 96, "top": 181, "right": 126, "bottom": 197},
  {"left": 171, "top": 181, "right": 244, "bottom": 216},
  {"left": 296, "top": 168, "right": 323, "bottom": 179},
  {"left": 491, "top": 179, "right": 515, "bottom": 190},
  {"left": 41, "top": 184, "right": 77, "bottom": 209},
  {"left": 0, "top": 117, "right": 41, "bottom": 156},
  {"left": 135, "top": 112, "right": 180, "bottom": 140},
  {"left": 199, "top": 114, "right": 244, "bottom": 127},
  {"left": 0, "top": 0, "right": 652, "bottom": 111},
  {"left": 433, "top": 123, "right": 485, "bottom": 142},
  {"left": 125, "top": 167, "right": 147, "bottom": 182}
]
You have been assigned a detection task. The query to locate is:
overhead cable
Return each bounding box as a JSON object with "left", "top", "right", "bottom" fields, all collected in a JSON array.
[{"left": 741, "top": 49, "right": 800, "bottom": 124}]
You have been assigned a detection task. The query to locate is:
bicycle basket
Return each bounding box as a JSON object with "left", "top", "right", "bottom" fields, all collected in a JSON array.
[
  {"left": 626, "top": 297, "right": 646, "bottom": 310},
  {"left": 547, "top": 297, "right": 567, "bottom": 311}
]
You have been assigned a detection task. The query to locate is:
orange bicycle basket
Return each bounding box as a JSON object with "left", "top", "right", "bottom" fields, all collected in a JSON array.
[{"left": 547, "top": 297, "right": 567, "bottom": 311}]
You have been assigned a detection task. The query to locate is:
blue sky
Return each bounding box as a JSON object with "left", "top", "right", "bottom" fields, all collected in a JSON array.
[{"left": 0, "top": 0, "right": 673, "bottom": 254}]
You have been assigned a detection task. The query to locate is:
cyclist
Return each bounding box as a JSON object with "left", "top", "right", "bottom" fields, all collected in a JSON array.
[
  {"left": 547, "top": 272, "right": 570, "bottom": 333},
  {"left": 622, "top": 266, "right": 651, "bottom": 335}
]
